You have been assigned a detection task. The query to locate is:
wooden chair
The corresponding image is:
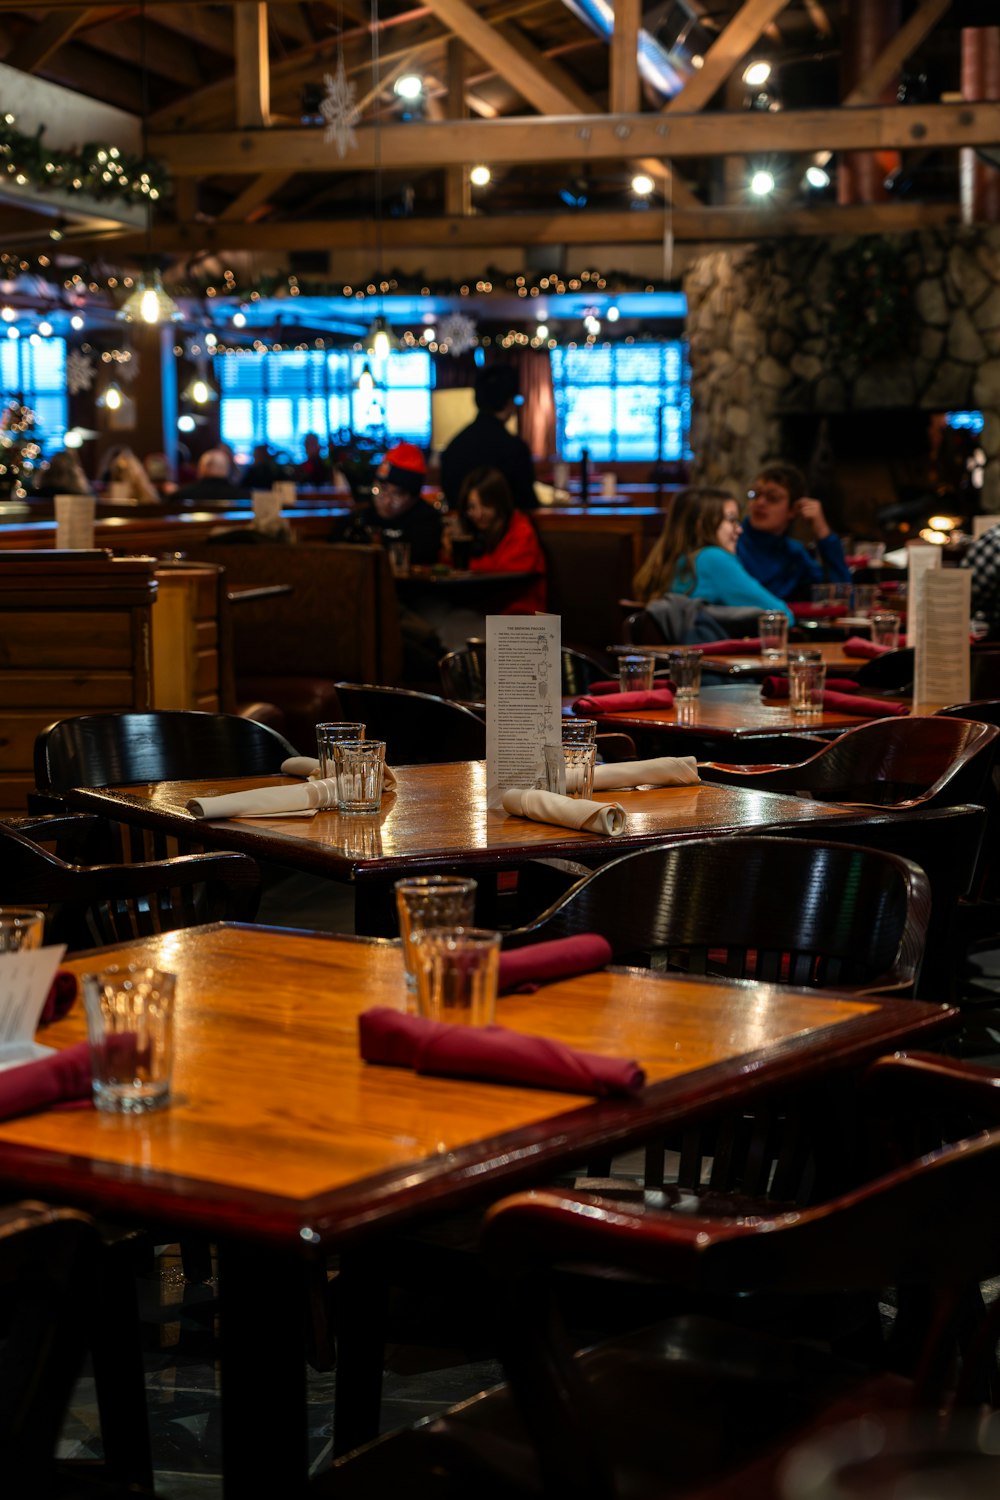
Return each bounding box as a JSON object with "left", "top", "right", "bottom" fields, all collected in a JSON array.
[
  {"left": 34, "top": 709, "right": 298, "bottom": 796},
  {"left": 438, "top": 642, "right": 610, "bottom": 704},
  {"left": 700, "top": 716, "right": 999, "bottom": 810},
  {"left": 0, "top": 818, "right": 261, "bottom": 949},
  {"left": 855, "top": 646, "right": 915, "bottom": 691},
  {"left": 334, "top": 684, "right": 486, "bottom": 764},
  {"left": 503, "top": 835, "right": 930, "bottom": 996},
  {"left": 322, "top": 1132, "right": 1000, "bottom": 1500}
]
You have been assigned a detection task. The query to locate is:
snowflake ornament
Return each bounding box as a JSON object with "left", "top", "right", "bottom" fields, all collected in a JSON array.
[
  {"left": 321, "top": 57, "right": 360, "bottom": 159},
  {"left": 438, "top": 312, "right": 478, "bottom": 355},
  {"left": 66, "top": 348, "right": 95, "bottom": 396}
]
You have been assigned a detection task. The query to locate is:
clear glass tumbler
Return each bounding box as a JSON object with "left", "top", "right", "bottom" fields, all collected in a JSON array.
[
  {"left": 395, "top": 876, "right": 478, "bottom": 991},
  {"left": 82, "top": 965, "right": 176, "bottom": 1114},
  {"left": 618, "top": 654, "right": 655, "bottom": 692},
  {"left": 411, "top": 927, "right": 501, "bottom": 1026}
]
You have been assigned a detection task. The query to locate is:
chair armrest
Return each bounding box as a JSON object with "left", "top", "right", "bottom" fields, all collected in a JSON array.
[{"left": 865, "top": 1051, "right": 1000, "bottom": 1124}]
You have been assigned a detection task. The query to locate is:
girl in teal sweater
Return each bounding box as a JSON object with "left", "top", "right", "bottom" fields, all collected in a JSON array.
[{"left": 634, "top": 486, "right": 794, "bottom": 623}]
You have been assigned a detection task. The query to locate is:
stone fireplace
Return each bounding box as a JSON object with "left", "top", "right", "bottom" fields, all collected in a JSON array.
[{"left": 683, "top": 226, "right": 1000, "bottom": 524}]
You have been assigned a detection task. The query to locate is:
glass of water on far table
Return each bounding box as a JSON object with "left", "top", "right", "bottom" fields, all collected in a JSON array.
[
  {"left": 316, "top": 722, "right": 366, "bottom": 779},
  {"left": 395, "top": 876, "right": 478, "bottom": 993},
  {"left": 758, "top": 612, "right": 788, "bottom": 664}
]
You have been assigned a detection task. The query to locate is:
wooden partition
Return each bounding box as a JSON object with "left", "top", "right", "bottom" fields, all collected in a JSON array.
[
  {"left": 0, "top": 554, "right": 159, "bottom": 811},
  {"left": 534, "top": 508, "right": 663, "bottom": 651}
]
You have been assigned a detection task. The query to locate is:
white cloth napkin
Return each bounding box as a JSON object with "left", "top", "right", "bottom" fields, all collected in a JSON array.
[
  {"left": 502, "top": 788, "right": 626, "bottom": 836},
  {"left": 593, "top": 756, "right": 699, "bottom": 791},
  {"left": 280, "top": 755, "right": 397, "bottom": 791},
  {"left": 186, "top": 779, "right": 339, "bottom": 820}
]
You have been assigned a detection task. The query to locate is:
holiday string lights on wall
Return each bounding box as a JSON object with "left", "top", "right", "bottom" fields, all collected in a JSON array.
[{"left": 0, "top": 114, "right": 169, "bottom": 204}]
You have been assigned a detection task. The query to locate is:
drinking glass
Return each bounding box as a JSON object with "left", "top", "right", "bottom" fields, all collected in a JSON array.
[
  {"left": 395, "top": 876, "right": 477, "bottom": 992},
  {"left": 562, "top": 718, "right": 597, "bottom": 744},
  {"left": 82, "top": 965, "right": 176, "bottom": 1113},
  {"left": 666, "top": 647, "right": 702, "bottom": 699},
  {"left": 411, "top": 927, "right": 501, "bottom": 1026},
  {"left": 316, "top": 722, "right": 366, "bottom": 779},
  {"left": 544, "top": 742, "right": 596, "bottom": 798},
  {"left": 618, "top": 654, "right": 655, "bottom": 693},
  {"left": 386, "top": 538, "right": 411, "bottom": 577},
  {"left": 329, "top": 739, "right": 386, "bottom": 814},
  {"left": 811, "top": 583, "right": 835, "bottom": 606},
  {"left": 870, "top": 612, "right": 901, "bottom": 649},
  {"left": 789, "top": 659, "right": 826, "bottom": 715},
  {"left": 757, "top": 612, "right": 788, "bottom": 664},
  {"left": 0, "top": 909, "right": 44, "bottom": 952},
  {"left": 852, "top": 584, "right": 880, "bottom": 617},
  {"left": 829, "top": 583, "right": 853, "bottom": 609}
]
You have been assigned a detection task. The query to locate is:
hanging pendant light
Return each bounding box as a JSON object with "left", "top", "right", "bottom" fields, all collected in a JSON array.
[
  {"left": 118, "top": 270, "right": 181, "bottom": 325},
  {"left": 365, "top": 314, "right": 397, "bottom": 360}
]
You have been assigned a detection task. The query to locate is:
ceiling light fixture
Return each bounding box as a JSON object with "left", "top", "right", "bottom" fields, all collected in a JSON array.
[
  {"left": 99, "top": 381, "right": 124, "bottom": 411},
  {"left": 805, "top": 164, "right": 831, "bottom": 190},
  {"left": 394, "top": 74, "right": 423, "bottom": 99},
  {"left": 366, "top": 314, "right": 396, "bottom": 360},
  {"left": 182, "top": 374, "right": 217, "bottom": 404},
  {"left": 357, "top": 361, "right": 375, "bottom": 394},
  {"left": 536, "top": 323, "right": 549, "bottom": 340},
  {"left": 750, "top": 168, "right": 775, "bottom": 197},
  {"left": 470, "top": 164, "right": 491, "bottom": 187},
  {"left": 631, "top": 173, "right": 655, "bottom": 196},
  {"left": 743, "top": 59, "right": 771, "bottom": 88}
]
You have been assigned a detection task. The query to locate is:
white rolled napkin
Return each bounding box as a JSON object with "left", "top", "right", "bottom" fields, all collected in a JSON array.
[
  {"left": 281, "top": 755, "right": 397, "bottom": 791},
  {"left": 593, "top": 756, "right": 699, "bottom": 791},
  {"left": 187, "top": 779, "right": 339, "bottom": 820},
  {"left": 502, "top": 787, "right": 626, "bottom": 836}
]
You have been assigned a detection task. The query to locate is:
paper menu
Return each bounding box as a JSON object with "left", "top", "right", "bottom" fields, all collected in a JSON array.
[
  {"left": 252, "top": 490, "right": 283, "bottom": 529},
  {"left": 486, "top": 614, "right": 562, "bottom": 809},
  {"left": 0, "top": 945, "right": 66, "bottom": 1071},
  {"left": 54, "top": 494, "right": 96, "bottom": 550},
  {"left": 906, "top": 544, "right": 941, "bottom": 648},
  {"left": 914, "top": 569, "right": 971, "bottom": 707}
]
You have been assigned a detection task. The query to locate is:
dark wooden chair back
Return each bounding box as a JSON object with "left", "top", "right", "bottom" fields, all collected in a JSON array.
[
  {"left": 621, "top": 608, "right": 669, "bottom": 646},
  {"left": 334, "top": 684, "right": 486, "bottom": 764},
  {"left": 439, "top": 642, "right": 610, "bottom": 703},
  {"left": 855, "top": 646, "right": 915, "bottom": 690},
  {"left": 505, "top": 835, "right": 930, "bottom": 995},
  {"left": 34, "top": 710, "right": 297, "bottom": 794},
  {"left": 0, "top": 819, "right": 261, "bottom": 948},
  {"left": 700, "top": 716, "right": 999, "bottom": 809}
]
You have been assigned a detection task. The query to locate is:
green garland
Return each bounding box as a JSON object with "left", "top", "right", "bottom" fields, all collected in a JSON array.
[
  {"left": 0, "top": 112, "right": 170, "bottom": 205},
  {"left": 823, "top": 238, "right": 913, "bottom": 366}
]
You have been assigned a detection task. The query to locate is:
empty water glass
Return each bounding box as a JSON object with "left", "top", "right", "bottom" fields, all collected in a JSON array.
[
  {"left": 544, "top": 742, "right": 596, "bottom": 798},
  {"left": 757, "top": 612, "right": 788, "bottom": 664},
  {"left": 562, "top": 718, "right": 598, "bottom": 744},
  {"left": 395, "top": 876, "right": 477, "bottom": 991},
  {"left": 82, "top": 965, "right": 176, "bottom": 1114},
  {"left": 852, "top": 584, "right": 880, "bottom": 617},
  {"left": 411, "top": 927, "right": 501, "bottom": 1026},
  {"left": 0, "top": 909, "right": 44, "bottom": 952},
  {"left": 789, "top": 658, "right": 826, "bottom": 715},
  {"left": 618, "top": 654, "right": 655, "bottom": 693},
  {"left": 870, "top": 612, "right": 901, "bottom": 649},
  {"left": 666, "top": 647, "right": 702, "bottom": 699},
  {"left": 316, "top": 722, "right": 366, "bottom": 778},
  {"left": 330, "top": 739, "right": 385, "bottom": 814}
]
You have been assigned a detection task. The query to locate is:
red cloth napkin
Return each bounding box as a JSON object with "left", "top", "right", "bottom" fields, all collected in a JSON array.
[
  {"left": 843, "top": 636, "right": 890, "bottom": 659},
  {"left": 824, "top": 691, "right": 907, "bottom": 718},
  {"left": 574, "top": 689, "right": 674, "bottom": 714},
  {"left": 499, "top": 934, "right": 613, "bottom": 993},
  {"left": 40, "top": 971, "right": 77, "bottom": 1027},
  {"left": 0, "top": 1041, "right": 92, "bottom": 1120},
  {"left": 761, "top": 676, "right": 859, "bottom": 698},
  {"left": 585, "top": 677, "right": 673, "bottom": 696},
  {"left": 790, "top": 602, "right": 849, "bottom": 620},
  {"left": 359, "top": 1008, "right": 645, "bottom": 1097},
  {"left": 694, "top": 638, "right": 761, "bottom": 655}
]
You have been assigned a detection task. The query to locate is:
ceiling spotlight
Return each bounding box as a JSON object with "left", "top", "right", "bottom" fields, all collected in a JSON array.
[
  {"left": 469, "top": 164, "right": 491, "bottom": 187},
  {"left": 100, "top": 381, "right": 124, "bottom": 411},
  {"left": 49, "top": 225, "right": 63, "bottom": 241},
  {"left": 366, "top": 315, "right": 396, "bottom": 360},
  {"left": 37, "top": 321, "right": 53, "bottom": 337},
  {"left": 118, "top": 272, "right": 181, "bottom": 325},
  {"left": 64, "top": 429, "right": 83, "bottom": 448},
  {"left": 394, "top": 73, "right": 423, "bottom": 99},
  {"left": 423, "top": 326, "right": 436, "bottom": 343},
  {"left": 182, "top": 375, "right": 217, "bottom": 405},
  {"left": 70, "top": 314, "right": 84, "bottom": 331},
  {"left": 805, "top": 164, "right": 831, "bottom": 190},
  {"left": 690, "top": 54, "right": 704, "bottom": 69},
  {"left": 205, "top": 331, "right": 217, "bottom": 348},
  {"left": 232, "top": 310, "right": 247, "bottom": 328},
  {"left": 750, "top": 168, "right": 775, "bottom": 197},
  {"left": 178, "top": 414, "right": 196, "bottom": 433},
  {"left": 743, "top": 59, "right": 771, "bottom": 88},
  {"left": 631, "top": 173, "right": 655, "bottom": 196}
]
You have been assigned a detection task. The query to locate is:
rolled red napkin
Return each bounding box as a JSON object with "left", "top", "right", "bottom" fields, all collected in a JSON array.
[
  {"left": 761, "top": 676, "right": 859, "bottom": 698},
  {"left": 824, "top": 691, "right": 907, "bottom": 718},
  {"left": 498, "top": 934, "right": 613, "bottom": 994},
  {"left": 359, "top": 1008, "right": 645, "bottom": 1097},
  {"left": 694, "top": 638, "right": 761, "bottom": 655},
  {"left": 789, "top": 602, "right": 849, "bottom": 620},
  {"left": 40, "top": 971, "right": 77, "bottom": 1027},
  {"left": 574, "top": 688, "right": 674, "bottom": 714},
  {"left": 0, "top": 1041, "right": 92, "bottom": 1121},
  {"left": 843, "top": 636, "right": 890, "bottom": 659}
]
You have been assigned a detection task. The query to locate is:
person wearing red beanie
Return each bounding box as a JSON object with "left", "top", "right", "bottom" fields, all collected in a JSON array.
[{"left": 332, "top": 440, "right": 442, "bottom": 564}]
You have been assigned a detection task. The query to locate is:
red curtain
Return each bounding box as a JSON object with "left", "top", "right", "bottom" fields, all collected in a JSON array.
[{"left": 512, "top": 348, "right": 556, "bottom": 463}]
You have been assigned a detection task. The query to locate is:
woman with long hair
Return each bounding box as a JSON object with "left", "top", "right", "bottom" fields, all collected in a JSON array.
[
  {"left": 453, "top": 466, "right": 547, "bottom": 614},
  {"left": 633, "top": 486, "right": 793, "bottom": 621}
]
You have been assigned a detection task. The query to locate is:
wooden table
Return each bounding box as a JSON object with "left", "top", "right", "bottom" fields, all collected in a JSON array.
[
  {"left": 13, "top": 924, "right": 956, "bottom": 1495},
  {"left": 66, "top": 762, "right": 872, "bottom": 933},
  {"left": 609, "top": 641, "right": 862, "bottom": 678}
]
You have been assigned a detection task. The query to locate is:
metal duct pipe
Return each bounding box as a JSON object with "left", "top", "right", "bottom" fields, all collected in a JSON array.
[{"left": 559, "top": 0, "right": 692, "bottom": 101}]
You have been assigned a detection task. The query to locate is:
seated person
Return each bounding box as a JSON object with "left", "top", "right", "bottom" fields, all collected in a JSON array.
[
  {"left": 101, "top": 445, "right": 160, "bottom": 505},
  {"left": 961, "top": 520, "right": 1000, "bottom": 638},
  {"left": 449, "top": 466, "right": 547, "bottom": 615},
  {"left": 298, "top": 432, "right": 330, "bottom": 487},
  {"left": 332, "top": 442, "right": 442, "bottom": 565},
  {"left": 242, "top": 444, "right": 284, "bottom": 491},
  {"left": 31, "top": 449, "right": 93, "bottom": 499},
  {"left": 737, "top": 462, "right": 850, "bottom": 601},
  {"left": 633, "top": 486, "right": 793, "bottom": 622},
  {"left": 176, "top": 448, "right": 250, "bottom": 504}
]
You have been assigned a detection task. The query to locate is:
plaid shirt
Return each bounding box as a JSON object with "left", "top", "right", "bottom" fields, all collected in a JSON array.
[{"left": 961, "top": 523, "right": 1000, "bottom": 628}]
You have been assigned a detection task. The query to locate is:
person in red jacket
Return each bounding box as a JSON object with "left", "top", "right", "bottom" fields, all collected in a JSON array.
[{"left": 453, "top": 466, "right": 547, "bottom": 614}]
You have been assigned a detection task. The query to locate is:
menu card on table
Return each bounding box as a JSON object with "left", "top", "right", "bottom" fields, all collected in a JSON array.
[
  {"left": 486, "top": 614, "right": 562, "bottom": 809},
  {"left": 906, "top": 543, "right": 941, "bottom": 648},
  {"left": 914, "top": 568, "right": 971, "bottom": 707},
  {"left": 0, "top": 945, "right": 66, "bottom": 1071}
]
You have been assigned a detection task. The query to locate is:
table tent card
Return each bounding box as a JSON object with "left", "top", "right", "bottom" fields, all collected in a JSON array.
[
  {"left": 914, "top": 567, "right": 971, "bottom": 707},
  {"left": 272, "top": 481, "right": 297, "bottom": 506},
  {"left": 0, "top": 945, "right": 66, "bottom": 1071},
  {"left": 906, "top": 543, "right": 941, "bottom": 648},
  {"left": 54, "top": 494, "right": 96, "bottom": 550},
  {"left": 486, "top": 614, "right": 562, "bottom": 809},
  {"left": 251, "top": 490, "right": 283, "bottom": 529}
]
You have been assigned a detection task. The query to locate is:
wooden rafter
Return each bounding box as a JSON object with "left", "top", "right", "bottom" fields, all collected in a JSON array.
[
  {"left": 150, "top": 101, "right": 999, "bottom": 174},
  {"left": 3, "top": 6, "right": 97, "bottom": 71},
  {"left": 609, "top": 0, "right": 640, "bottom": 116},
  {"left": 843, "top": 0, "right": 954, "bottom": 107},
  {"left": 235, "top": 1, "right": 271, "bottom": 127},
  {"left": 444, "top": 36, "right": 471, "bottom": 216},
  {"left": 416, "top": 0, "right": 593, "bottom": 116},
  {"left": 664, "top": 0, "right": 792, "bottom": 114},
  {"left": 217, "top": 171, "right": 291, "bottom": 221}
]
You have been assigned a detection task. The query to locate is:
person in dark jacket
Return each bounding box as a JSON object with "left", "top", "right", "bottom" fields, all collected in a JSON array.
[
  {"left": 176, "top": 448, "right": 250, "bottom": 503},
  {"left": 737, "top": 462, "right": 850, "bottom": 602},
  {"left": 332, "top": 441, "right": 442, "bottom": 564},
  {"left": 440, "top": 364, "right": 538, "bottom": 512}
]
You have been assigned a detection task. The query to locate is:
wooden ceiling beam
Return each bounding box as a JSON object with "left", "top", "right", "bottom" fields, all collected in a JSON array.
[
  {"left": 609, "top": 0, "right": 640, "bottom": 116},
  {"left": 151, "top": 101, "right": 999, "bottom": 174},
  {"left": 490, "top": 19, "right": 595, "bottom": 113},
  {"left": 843, "top": 0, "right": 953, "bottom": 107},
  {"left": 67, "top": 12, "right": 208, "bottom": 87},
  {"left": 664, "top": 0, "right": 792, "bottom": 114},
  {"left": 217, "top": 171, "right": 292, "bottom": 220},
  {"left": 444, "top": 36, "right": 470, "bottom": 216},
  {"left": 146, "top": 4, "right": 235, "bottom": 55},
  {"left": 3, "top": 6, "right": 97, "bottom": 71},
  {"left": 66, "top": 199, "right": 961, "bottom": 256},
  {"left": 235, "top": 2, "right": 271, "bottom": 126},
  {"left": 18, "top": 37, "right": 145, "bottom": 109}
]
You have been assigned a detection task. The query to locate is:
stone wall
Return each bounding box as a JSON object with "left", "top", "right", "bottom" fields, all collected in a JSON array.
[{"left": 683, "top": 227, "right": 1000, "bottom": 513}]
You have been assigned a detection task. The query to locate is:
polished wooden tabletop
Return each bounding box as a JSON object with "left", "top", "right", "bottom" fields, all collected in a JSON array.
[
  {"left": 574, "top": 684, "right": 935, "bottom": 737},
  {"left": 608, "top": 641, "right": 862, "bottom": 676},
  {"left": 3, "top": 924, "right": 955, "bottom": 1249},
  {"left": 66, "top": 761, "right": 865, "bottom": 879}
]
